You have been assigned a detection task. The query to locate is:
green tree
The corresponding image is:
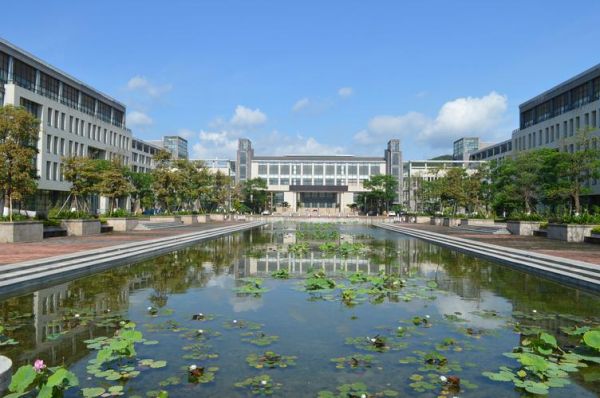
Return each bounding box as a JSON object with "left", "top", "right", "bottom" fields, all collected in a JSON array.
[
  {"left": 152, "top": 149, "right": 178, "bottom": 212},
  {"left": 242, "top": 178, "right": 268, "bottom": 213},
  {"left": 0, "top": 105, "right": 39, "bottom": 221},
  {"left": 96, "top": 160, "right": 133, "bottom": 214},
  {"left": 62, "top": 157, "right": 105, "bottom": 212},
  {"left": 554, "top": 130, "right": 600, "bottom": 214},
  {"left": 129, "top": 172, "right": 155, "bottom": 213},
  {"left": 362, "top": 174, "right": 399, "bottom": 214}
]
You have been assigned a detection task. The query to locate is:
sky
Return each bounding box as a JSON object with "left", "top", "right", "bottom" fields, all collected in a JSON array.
[{"left": 3, "top": 1, "right": 600, "bottom": 160}]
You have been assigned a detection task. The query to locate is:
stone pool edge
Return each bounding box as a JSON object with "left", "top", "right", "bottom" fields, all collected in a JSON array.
[
  {"left": 0, "top": 221, "right": 265, "bottom": 299},
  {"left": 374, "top": 223, "right": 600, "bottom": 292}
]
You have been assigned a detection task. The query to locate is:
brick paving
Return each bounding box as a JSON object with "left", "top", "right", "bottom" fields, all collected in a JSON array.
[
  {"left": 400, "top": 223, "right": 600, "bottom": 265},
  {"left": 0, "top": 222, "right": 244, "bottom": 265}
]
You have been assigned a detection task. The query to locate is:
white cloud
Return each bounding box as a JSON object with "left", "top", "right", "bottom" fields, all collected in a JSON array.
[
  {"left": 126, "top": 75, "right": 172, "bottom": 98},
  {"left": 177, "top": 128, "right": 195, "bottom": 139},
  {"left": 127, "top": 110, "right": 153, "bottom": 126},
  {"left": 261, "top": 132, "right": 345, "bottom": 156},
  {"left": 292, "top": 98, "right": 310, "bottom": 112},
  {"left": 354, "top": 91, "right": 509, "bottom": 150},
  {"left": 230, "top": 105, "right": 267, "bottom": 128},
  {"left": 338, "top": 87, "right": 353, "bottom": 98}
]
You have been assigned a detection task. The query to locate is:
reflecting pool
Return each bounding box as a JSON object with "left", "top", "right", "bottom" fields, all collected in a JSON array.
[{"left": 1, "top": 223, "right": 599, "bottom": 397}]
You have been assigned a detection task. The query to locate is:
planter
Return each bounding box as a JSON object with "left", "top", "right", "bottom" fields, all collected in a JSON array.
[
  {"left": 104, "top": 217, "right": 140, "bottom": 232},
  {"left": 460, "top": 218, "right": 495, "bottom": 227},
  {"left": 0, "top": 221, "right": 43, "bottom": 243},
  {"left": 209, "top": 214, "right": 225, "bottom": 222},
  {"left": 506, "top": 221, "right": 541, "bottom": 236},
  {"left": 443, "top": 217, "right": 460, "bottom": 227},
  {"left": 149, "top": 215, "right": 181, "bottom": 223},
  {"left": 60, "top": 219, "right": 101, "bottom": 236},
  {"left": 430, "top": 217, "right": 444, "bottom": 226},
  {"left": 180, "top": 215, "right": 198, "bottom": 225},
  {"left": 414, "top": 216, "right": 430, "bottom": 224},
  {"left": 546, "top": 223, "right": 598, "bottom": 242}
]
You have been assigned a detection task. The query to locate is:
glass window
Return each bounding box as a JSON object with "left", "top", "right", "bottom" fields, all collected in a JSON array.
[
  {"left": 302, "top": 178, "right": 312, "bottom": 185},
  {"left": 113, "top": 109, "right": 124, "bottom": 127},
  {"left": 371, "top": 165, "right": 381, "bottom": 175},
  {"left": 0, "top": 51, "right": 8, "bottom": 83},
  {"left": 269, "top": 178, "right": 278, "bottom": 185},
  {"left": 314, "top": 178, "right": 323, "bottom": 185},
  {"left": 13, "top": 58, "right": 36, "bottom": 90},
  {"left": 325, "top": 178, "right": 334, "bottom": 185},
  {"left": 39, "top": 72, "right": 59, "bottom": 100},
  {"left": 280, "top": 164, "right": 290, "bottom": 175},
  {"left": 97, "top": 101, "right": 111, "bottom": 123},
  {"left": 359, "top": 165, "right": 369, "bottom": 175},
  {"left": 280, "top": 178, "right": 289, "bottom": 185},
  {"left": 325, "top": 165, "right": 334, "bottom": 175},
  {"left": 269, "top": 164, "right": 278, "bottom": 175},
  {"left": 336, "top": 164, "right": 345, "bottom": 174},
  {"left": 46, "top": 135, "right": 51, "bottom": 153},
  {"left": 61, "top": 83, "right": 79, "bottom": 108},
  {"left": 258, "top": 164, "right": 267, "bottom": 174},
  {"left": 80, "top": 93, "right": 95, "bottom": 115},
  {"left": 314, "top": 165, "right": 323, "bottom": 175},
  {"left": 302, "top": 164, "right": 312, "bottom": 174},
  {"left": 46, "top": 107, "right": 52, "bottom": 126},
  {"left": 348, "top": 165, "right": 357, "bottom": 175}
]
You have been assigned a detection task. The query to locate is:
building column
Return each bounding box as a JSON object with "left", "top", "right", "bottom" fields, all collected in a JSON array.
[{"left": 7, "top": 56, "right": 13, "bottom": 82}]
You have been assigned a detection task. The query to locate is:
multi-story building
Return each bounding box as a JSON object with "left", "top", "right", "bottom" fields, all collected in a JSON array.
[
  {"left": 148, "top": 135, "right": 189, "bottom": 160},
  {"left": 469, "top": 138, "right": 512, "bottom": 163},
  {"left": 403, "top": 159, "right": 486, "bottom": 212},
  {"left": 511, "top": 63, "right": 600, "bottom": 201},
  {"left": 453, "top": 137, "right": 482, "bottom": 160},
  {"left": 199, "top": 159, "right": 236, "bottom": 180},
  {"left": 0, "top": 37, "right": 132, "bottom": 213},
  {"left": 131, "top": 138, "right": 161, "bottom": 173},
  {"left": 235, "top": 138, "right": 402, "bottom": 214}
]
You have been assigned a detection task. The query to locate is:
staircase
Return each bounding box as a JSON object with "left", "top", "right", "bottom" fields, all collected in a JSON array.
[
  {"left": 134, "top": 221, "right": 184, "bottom": 231},
  {"left": 450, "top": 225, "right": 510, "bottom": 235}
]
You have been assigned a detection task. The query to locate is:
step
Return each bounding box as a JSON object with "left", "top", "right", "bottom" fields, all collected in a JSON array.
[
  {"left": 101, "top": 225, "right": 113, "bottom": 233},
  {"left": 43, "top": 227, "right": 67, "bottom": 239},
  {"left": 450, "top": 225, "right": 510, "bottom": 235},
  {"left": 134, "top": 221, "right": 184, "bottom": 231}
]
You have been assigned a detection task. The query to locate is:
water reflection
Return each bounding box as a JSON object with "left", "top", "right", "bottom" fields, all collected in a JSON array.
[{"left": 0, "top": 223, "right": 598, "bottom": 397}]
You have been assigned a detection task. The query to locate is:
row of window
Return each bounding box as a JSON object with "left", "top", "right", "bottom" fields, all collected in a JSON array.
[
  {"left": 46, "top": 134, "right": 86, "bottom": 157},
  {"left": 132, "top": 152, "right": 152, "bottom": 166},
  {"left": 46, "top": 107, "right": 129, "bottom": 151},
  {"left": 0, "top": 50, "right": 124, "bottom": 127},
  {"left": 264, "top": 177, "right": 370, "bottom": 186},
  {"left": 257, "top": 163, "right": 382, "bottom": 177},
  {"left": 45, "top": 161, "right": 64, "bottom": 182},
  {"left": 521, "top": 76, "right": 600, "bottom": 129},
  {"left": 516, "top": 109, "right": 599, "bottom": 151}
]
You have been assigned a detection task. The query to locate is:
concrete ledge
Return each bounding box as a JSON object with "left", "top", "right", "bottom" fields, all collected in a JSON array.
[
  {"left": 460, "top": 218, "right": 495, "bottom": 227},
  {"left": 0, "top": 221, "right": 43, "bottom": 243},
  {"left": 507, "top": 220, "right": 541, "bottom": 236},
  {"left": 209, "top": 214, "right": 225, "bottom": 221},
  {"left": 149, "top": 215, "right": 182, "bottom": 223},
  {"left": 430, "top": 217, "right": 444, "bottom": 226},
  {"left": 375, "top": 222, "right": 600, "bottom": 292},
  {"left": 0, "top": 221, "right": 265, "bottom": 299},
  {"left": 60, "top": 219, "right": 101, "bottom": 236},
  {"left": 104, "top": 217, "right": 140, "bottom": 232},
  {"left": 180, "top": 215, "right": 198, "bottom": 225},
  {"left": 547, "top": 223, "right": 598, "bottom": 242},
  {"left": 443, "top": 217, "right": 460, "bottom": 227}
]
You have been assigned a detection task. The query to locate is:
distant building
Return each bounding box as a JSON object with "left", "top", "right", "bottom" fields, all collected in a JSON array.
[
  {"left": 149, "top": 135, "right": 188, "bottom": 160},
  {"left": 194, "top": 158, "right": 236, "bottom": 180},
  {"left": 131, "top": 138, "right": 162, "bottom": 173},
  {"left": 403, "top": 159, "right": 486, "bottom": 212},
  {"left": 469, "top": 138, "right": 512, "bottom": 163},
  {"left": 234, "top": 138, "right": 402, "bottom": 214}
]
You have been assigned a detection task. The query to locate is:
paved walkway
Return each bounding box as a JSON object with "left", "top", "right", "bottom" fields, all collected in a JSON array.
[
  {"left": 0, "top": 222, "right": 244, "bottom": 265},
  {"left": 398, "top": 223, "right": 600, "bottom": 265}
]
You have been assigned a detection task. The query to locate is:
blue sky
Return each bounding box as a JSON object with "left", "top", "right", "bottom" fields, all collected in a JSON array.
[{"left": 3, "top": 1, "right": 600, "bottom": 160}]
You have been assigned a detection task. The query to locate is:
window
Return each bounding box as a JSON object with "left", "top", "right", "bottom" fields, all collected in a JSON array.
[
  {"left": 564, "top": 121, "right": 568, "bottom": 138},
  {"left": 53, "top": 136, "right": 58, "bottom": 155},
  {"left": 314, "top": 178, "right": 323, "bottom": 185},
  {"left": 97, "top": 101, "right": 112, "bottom": 123},
  {"left": 113, "top": 109, "right": 124, "bottom": 127},
  {"left": 325, "top": 165, "right": 334, "bottom": 175},
  {"left": 19, "top": 98, "right": 40, "bottom": 118},
  {"left": 280, "top": 178, "right": 289, "bottom": 185},
  {"left": 280, "top": 165, "right": 290, "bottom": 175},
  {"left": 336, "top": 164, "right": 345, "bottom": 174},
  {"left": 60, "top": 113, "right": 65, "bottom": 130},
  {"left": 570, "top": 119, "right": 574, "bottom": 136},
  {"left": 69, "top": 116, "right": 73, "bottom": 133},
  {"left": 45, "top": 161, "right": 51, "bottom": 180},
  {"left": 359, "top": 165, "right": 369, "bottom": 175},
  {"left": 585, "top": 113, "right": 590, "bottom": 127},
  {"left": 54, "top": 110, "right": 59, "bottom": 128},
  {"left": 80, "top": 92, "right": 95, "bottom": 115},
  {"left": 52, "top": 162, "right": 57, "bottom": 181},
  {"left": 314, "top": 165, "right": 323, "bottom": 175},
  {"left": 348, "top": 165, "right": 357, "bottom": 175},
  {"left": 60, "top": 138, "right": 65, "bottom": 155},
  {"left": 302, "top": 164, "right": 312, "bottom": 174},
  {"left": 593, "top": 111, "right": 598, "bottom": 128},
  {"left": 0, "top": 51, "right": 9, "bottom": 83},
  {"left": 39, "top": 72, "right": 59, "bottom": 100},
  {"left": 68, "top": 140, "right": 73, "bottom": 155},
  {"left": 594, "top": 78, "right": 600, "bottom": 100},
  {"left": 325, "top": 178, "right": 335, "bottom": 185},
  {"left": 46, "top": 107, "right": 52, "bottom": 126},
  {"left": 61, "top": 83, "right": 79, "bottom": 108},
  {"left": 302, "top": 178, "right": 312, "bottom": 185},
  {"left": 59, "top": 164, "right": 64, "bottom": 181},
  {"left": 269, "top": 164, "right": 278, "bottom": 175},
  {"left": 576, "top": 116, "right": 580, "bottom": 130},
  {"left": 545, "top": 128, "right": 549, "bottom": 144},
  {"left": 13, "top": 58, "right": 36, "bottom": 90},
  {"left": 46, "top": 135, "right": 51, "bottom": 153},
  {"left": 269, "top": 178, "right": 278, "bottom": 185}
]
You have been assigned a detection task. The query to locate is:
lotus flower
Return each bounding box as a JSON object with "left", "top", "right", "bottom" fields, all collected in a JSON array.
[
  {"left": 260, "top": 380, "right": 267, "bottom": 385},
  {"left": 440, "top": 375, "right": 448, "bottom": 383},
  {"left": 33, "top": 359, "right": 46, "bottom": 372}
]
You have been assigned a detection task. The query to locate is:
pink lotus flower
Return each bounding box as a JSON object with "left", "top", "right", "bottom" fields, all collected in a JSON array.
[{"left": 33, "top": 359, "right": 46, "bottom": 372}]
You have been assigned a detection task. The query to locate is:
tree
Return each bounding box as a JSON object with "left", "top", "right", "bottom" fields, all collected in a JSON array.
[
  {"left": 554, "top": 130, "right": 600, "bottom": 214},
  {"left": 129, "top": 172, "right": 154, "bottom": 213},
  {"left": 96, "top": 160, "right": 133, "bottom": 214},
  {"left": 0, "top": 105, "right": 39, "bottom": 221},
  {"left": 362, "top": 174, "right": 399, "bottom": 214},
  {"left": 152, "top": 149, "right": 178, "bottom": 212},
  {"left": 62, "top": 157, "right": 105, "bottom": 212},
  {"left": 242, "top": 178, "right": 267, "bottom": 213}
]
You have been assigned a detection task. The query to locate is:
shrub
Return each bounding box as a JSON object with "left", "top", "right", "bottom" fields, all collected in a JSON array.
[
  {"left": 0, "top": 214, "right": 30, "bottom": 222},
  {"left": 508, "top": 212, "right": 546, "bottom": 222},
  {"left": 105, "top": 208, "right": 130, "bottom": 218},
  {"left": 47, "top": 207, "right": 94, "bottom": 220},
  {"left": 549, "top": 213, "right": 600, "bottom": 225},
  {"left": 591, "top": 226, "right": 600, "bottom": 235}
]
